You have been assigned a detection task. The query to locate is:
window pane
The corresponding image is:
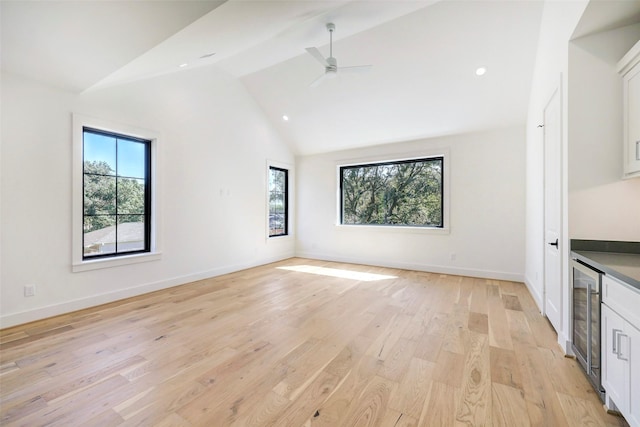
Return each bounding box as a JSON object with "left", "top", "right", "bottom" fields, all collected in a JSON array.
[
  {"left": 341, "top": 158, "right": 443, "bottom": 227},
  {"left": 270, "top": 168, "right": 285, "bottom": 192},
  {"left": 84, "top": 215, "right": 116, "bottom": 257},
  {"left": 270, "top": 193, "right": 285, "bottom": 214},
  {"left": 268, "top": 167, "right": 288, "bottom": 237},
  {"left": 84, "top": 131, "right": 116, "bottom": 175},
  {"left": 117, "top": 215, "right": 145, "bottom": 253},
  {"left": 117, "top": 178, "right": 145, "bottom": 214},
  {"left": 269, "top": 213, "right": 284, "bottom": 235},
  {"left": 117, "top": 139, "right": 146, "bottom": 178},
  {"left": 84, "top": 175, "right": 116, "bottom": 215}
]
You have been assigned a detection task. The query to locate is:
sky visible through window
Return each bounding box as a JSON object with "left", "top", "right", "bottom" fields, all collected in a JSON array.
[{"left": 84, "top": 131, "right": 145, "bottom": 178}]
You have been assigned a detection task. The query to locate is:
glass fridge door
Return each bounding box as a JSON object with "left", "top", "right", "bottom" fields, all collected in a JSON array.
[{"left": 572, "top": 264, "right": 591, "bottom": 366}]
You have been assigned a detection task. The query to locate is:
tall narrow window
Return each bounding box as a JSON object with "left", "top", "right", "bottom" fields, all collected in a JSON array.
[
  {"left": 83, "top": 128, "right": 151, "bottom": 258},
  {"left": 268, "top": 166, "right": 288, "bottom": 237}
]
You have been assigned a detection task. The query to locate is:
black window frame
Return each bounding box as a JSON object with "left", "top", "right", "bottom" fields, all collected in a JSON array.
[
  {"left": 268, "top": 166, "right": 289, "bottom": 237},
  {"left": 339, "top": 156, "right": 444, "bottom": 228},
  {"left": 82, "top": 127, "right": 152, "bottom": 259}
]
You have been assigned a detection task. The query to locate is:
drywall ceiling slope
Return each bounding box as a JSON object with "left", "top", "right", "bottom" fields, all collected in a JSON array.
[
  {"left": 88, "top": 1, "right": 436, "bottom": 91},
  {"left": 0, "top": 0, "right": 225, "bottom": 92},
  {"left": 241, "top": 0, "right": 544, "bottom": 155},
  {"left": 572, "top": 0, "right": 640, "bottom": 40},
  {"left": 216, "top": 1, "right": 439, "bottom": 77},
  {"left": 570, "top": 1, "right": 640, "bottom": 65}
]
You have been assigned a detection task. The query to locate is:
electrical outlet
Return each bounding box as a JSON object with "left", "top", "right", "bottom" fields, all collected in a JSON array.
[
  {"left": 24, "top": 284, "right": 36, "bottom": 297},
  {"left": 450, "top": 253, "right": 456, "bottom": 261}
]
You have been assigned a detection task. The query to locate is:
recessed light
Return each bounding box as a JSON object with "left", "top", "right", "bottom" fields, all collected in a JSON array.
[
  {"left": 475, "top": 67, "right": 487, "bottom": 76},
  {"left": 179, "top": 63, "right": 188, "bottom": 68},
  {"left": 282, "top": 115, "right": 289, "bottom": 122}
]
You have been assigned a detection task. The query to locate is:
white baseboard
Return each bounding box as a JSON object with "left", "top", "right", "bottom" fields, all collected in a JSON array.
[
  {"left": 523, "top": 274, "right": 544, "bottom": 313},
  {"left": 0, "top": 252, "right": 294, "bottom": 329},
  {"left": 295, "top": 251, "right": 525, "bottom": 283},
  {"left": 558, "top": 332, "right": 572, "bottom": 355}
]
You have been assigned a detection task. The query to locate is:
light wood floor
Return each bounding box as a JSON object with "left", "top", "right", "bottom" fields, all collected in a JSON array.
[{"left": 0, "top": 258, "right": 628, "bottom": 426}]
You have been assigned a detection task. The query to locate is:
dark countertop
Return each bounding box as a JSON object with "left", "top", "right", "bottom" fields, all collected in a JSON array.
[{"left": 571, "top": 240, "right": 640, "bottom": 291}]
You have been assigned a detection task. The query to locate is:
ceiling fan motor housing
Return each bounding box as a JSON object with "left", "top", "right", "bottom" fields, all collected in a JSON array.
[{"left": 326, "top": 56, "right": 337, "bottom": 73}]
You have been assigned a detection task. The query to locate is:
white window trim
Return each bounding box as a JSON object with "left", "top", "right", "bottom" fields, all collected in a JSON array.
[
  {"left": 72, "top": 113, "right": 162, "bottom": 272},
  {"left": 266, "top": 159, "right": 294, "bottom": 241},
  {"left": 335, "top": 149, "right": 450, "bottom": 235}
]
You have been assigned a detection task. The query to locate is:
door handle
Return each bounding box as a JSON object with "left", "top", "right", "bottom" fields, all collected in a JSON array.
[
  {"left": 548, "top": 239, "right": 558, "bottom": 248},
  {"left": 613, "top": 328, "right": 621, "bottom": 353},
  {"left": 617, "top": 332, "right": 629, "bottom": 361}
]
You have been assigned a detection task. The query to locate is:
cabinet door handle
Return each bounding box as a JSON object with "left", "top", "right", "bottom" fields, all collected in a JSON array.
[
  {"left": 616, "top": 332, "right": 629, "bottom": 361},
  {"left": 613, "top": 328, "right": 622, "bottom": 353}
]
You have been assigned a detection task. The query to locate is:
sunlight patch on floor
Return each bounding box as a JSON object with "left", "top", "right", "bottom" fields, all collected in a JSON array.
[{"left": 277, "top": 265, "right": 397, "bottom": 282}]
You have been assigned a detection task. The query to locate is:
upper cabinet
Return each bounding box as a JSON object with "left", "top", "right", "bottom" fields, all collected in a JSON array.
[{"left": 618, "top": 40, "right": 640, "bottom": 179}]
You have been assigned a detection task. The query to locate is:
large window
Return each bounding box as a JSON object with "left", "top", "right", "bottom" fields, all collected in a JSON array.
[
  {"left": 340, "top": 157, "right": 443, "bottom": 227},
  {"left": 82, "top": 128, "right": 151, "bottom": 258},
  {"left": 268, "top": 166, "right": 288, "bottom": 237}
]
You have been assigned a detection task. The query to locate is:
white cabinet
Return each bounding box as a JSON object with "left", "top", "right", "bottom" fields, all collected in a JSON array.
[
  {"left": 618, "top": 40, "right": 640, "bottom": 179},
  {"left": 602, "top": 274, "right": 640, "bottom": 427}
]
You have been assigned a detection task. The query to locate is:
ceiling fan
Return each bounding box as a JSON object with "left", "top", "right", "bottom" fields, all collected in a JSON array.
[{"left": 305, "top": 23, "right": 372, "bottom": 88}]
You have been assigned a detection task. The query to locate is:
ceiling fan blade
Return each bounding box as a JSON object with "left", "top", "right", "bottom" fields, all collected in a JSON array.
[
  {"left": 310, "top": 72, "right": 331, "bottom": 88},
  {"left": 305, "top": 47, "right": 329, "bottom": 67},
  {"left": 339, "top": 65, "right": 373, "bottom": 74}
]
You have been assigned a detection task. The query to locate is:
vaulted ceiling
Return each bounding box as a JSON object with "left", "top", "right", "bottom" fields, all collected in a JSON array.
[{"left": 1, "top": 0, "right": 638, "bottom": 155}]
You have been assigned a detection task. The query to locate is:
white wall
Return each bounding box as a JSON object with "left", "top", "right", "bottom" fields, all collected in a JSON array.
[
  {"left": 0, "top": 66, "right": 295, "bottom": 328},
  {"left": 525, "top": 0, "right": 588, "bottom": 350},
  {"left": 296, "top": 126, "right": 526, "bottom": 282},
  {"left": 568, "top": 25, "right": 640, "bottom": 241}
]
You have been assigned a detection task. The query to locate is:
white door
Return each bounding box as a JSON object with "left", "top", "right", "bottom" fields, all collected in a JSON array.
[{"left": 543, "top": 86, "right": 562, "bottom": 333}]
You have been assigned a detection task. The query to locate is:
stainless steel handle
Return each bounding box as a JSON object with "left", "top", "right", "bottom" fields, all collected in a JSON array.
[
  {"left": 616, "top": 332, "right": 629, "bottom": 361},
  {"left": 613, "top": 328, "right": 621, "bottom": 353}
]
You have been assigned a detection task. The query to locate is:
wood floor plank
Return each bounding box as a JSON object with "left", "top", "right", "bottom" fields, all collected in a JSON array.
[
  {"left": 337, "top": 375, "right": 396, "bottom": 427},
  {"left": 0, "top": 258, "right": 628, "bottom": 427},
  {"left": 269, "top": 371, "right": 341, "bottom": 427},
  {"left": 487, "top": 285, "right": 514, "bottom": 350},
  {"left": 490, "top": 346, "right": 522, "bottom": 389},
  {"left": 388, "top": 357, "right": 434, "bottom": 420},
  {"left": 469, "top": 278, "right": 489, "bottom": 314},
  {"left": 557, "top": 392, "right": 628, "bottom": 427},
  {"left": 418, "top": 381, "right": 459, "bottom": 426},
  {"left": 491, "top": 383, "right": 530, "bottom": 427},
  {"left": 309, "top": 355, "right": 381, "bottom": 426},
  {"left": 468, "top": 312, "right": 489, "bottom": 335},
  {"left": 513, "top": 341, "right": 569, "bottom": 427},
  {"left": 454, "top": 332, "right": 491, "bottom": 426}
]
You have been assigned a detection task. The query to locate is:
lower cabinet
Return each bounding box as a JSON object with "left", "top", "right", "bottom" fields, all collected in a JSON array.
[{"left": 602, "top": 303, "right": 640, "bottom": 427}]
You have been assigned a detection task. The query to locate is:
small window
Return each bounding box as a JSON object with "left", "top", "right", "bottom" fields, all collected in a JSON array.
[
  {"left": 82, "top": 128, "right": 151, "bottom": 258},
  {"left": 340, "top": 157, "right": 443, "bottom": 227},
  {"left": 268, "top": 166, "right": 288, "bottom": 237}
]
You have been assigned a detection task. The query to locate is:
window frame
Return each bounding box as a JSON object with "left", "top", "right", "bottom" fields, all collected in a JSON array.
[
  {"left": 268, "top": 165, "right": 289, "bottom": 238},
  {"left": 82, "top": 127, "right": 152, "bottom": 260},
  {"left": 266, "top": 160, "right": 294, "bottom": 241},
  {"left": 336, "top": 151, "right": 450, "bottom": 234},
  {"left": 72, "top": 114, "right": 161, "bottom": 272}
]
